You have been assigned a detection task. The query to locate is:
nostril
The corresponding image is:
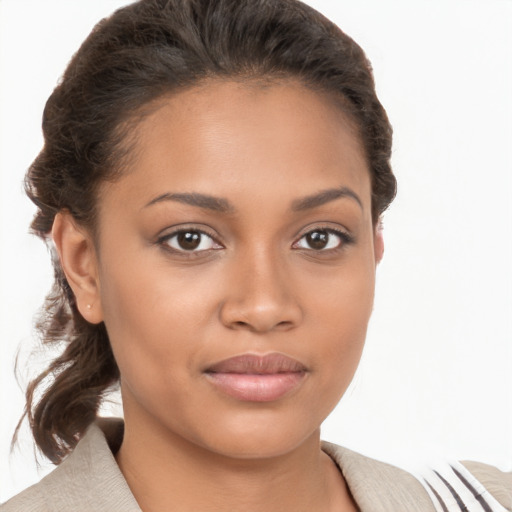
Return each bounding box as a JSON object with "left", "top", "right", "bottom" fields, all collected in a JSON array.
[
  {"left": 276, "top": 320, "right": 294, "bottom": 330},
  {"left": 230, "top": 320, "right": 292, "bottom": 332},
  {"left": 233, "top": 321, "right": 250, "bottom": 329},
  {"left": 219, "top": 296, "right": 303, "bottom": 333}
]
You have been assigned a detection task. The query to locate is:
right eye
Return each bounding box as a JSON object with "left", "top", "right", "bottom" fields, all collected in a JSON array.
[{"left": 160, "top": 229, "right": 222, "bottom": 253}]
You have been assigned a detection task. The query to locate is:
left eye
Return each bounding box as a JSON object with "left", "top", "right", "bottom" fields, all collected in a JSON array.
[
  {"left": 163, "top": 230, "right": 220, "bottom": 252},
  {"left": 293, "top": 229, "right": 345, "bottom": 251}
]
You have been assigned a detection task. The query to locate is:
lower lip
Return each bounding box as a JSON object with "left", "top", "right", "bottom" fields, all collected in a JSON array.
[{"left": 205, "top": 372, "right": 306, "bottom": 402}]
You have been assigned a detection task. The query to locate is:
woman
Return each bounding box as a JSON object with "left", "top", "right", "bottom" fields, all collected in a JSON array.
[{"left": 1, "top": 0, "right": 510, "bottom": 510}]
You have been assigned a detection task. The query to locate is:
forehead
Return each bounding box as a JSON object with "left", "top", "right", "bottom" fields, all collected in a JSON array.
[{"left": 102, "top": 80, "right": 371, "bottom": 215}]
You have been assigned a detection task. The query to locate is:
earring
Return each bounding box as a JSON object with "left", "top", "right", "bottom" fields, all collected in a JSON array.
[{"left": 86, "top": 304, "right": 92, "bottom": 310}]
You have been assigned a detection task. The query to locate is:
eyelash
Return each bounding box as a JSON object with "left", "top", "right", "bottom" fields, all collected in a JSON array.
[
  {"left": 292, "top": 227, "right": 354, "bottom": 253},
  {"left": 157, "top": 227, "right": 222, "bottom": 256},
  {"left": 157, "top": 226, "right": 354, "bottom": 256}
]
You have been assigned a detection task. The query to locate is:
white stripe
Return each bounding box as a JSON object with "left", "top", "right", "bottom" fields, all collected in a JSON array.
[
  {"left": 450, "top": 461, "right": 509, "bottom": 512},
  {"left": 421, "top": 479, "right": 451, "bottom": 512},
  {"left": 415, "top": 461, "right": 508, "bottom": 512}
]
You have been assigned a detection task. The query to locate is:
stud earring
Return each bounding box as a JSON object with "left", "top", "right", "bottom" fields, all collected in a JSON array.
[{"left": 86, "top": 304, "right": 92, "bottom": 310}]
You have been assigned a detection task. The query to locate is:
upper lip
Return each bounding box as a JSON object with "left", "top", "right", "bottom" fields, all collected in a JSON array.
[{"left": 205, "top": 353, "right": 307, "bottom": 374}]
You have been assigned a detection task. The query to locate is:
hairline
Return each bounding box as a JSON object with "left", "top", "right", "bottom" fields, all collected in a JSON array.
[{"left": 89, "top": 74, "right": 371, "bottom": 248}]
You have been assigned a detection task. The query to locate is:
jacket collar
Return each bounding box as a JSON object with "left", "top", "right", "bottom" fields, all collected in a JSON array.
[
  {"left": 40, "top": 420, "right": 435, "bottom": 512},
  {"left": 322, "top": 441, "right": 436, "bottom": 512},
  {"left": 38, "top": 420, "right": 141, "bottom": 511}
]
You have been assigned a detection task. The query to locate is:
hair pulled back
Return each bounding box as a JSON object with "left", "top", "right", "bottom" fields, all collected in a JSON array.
[{"left": 21, "top": 0, "right": 396, "bottom": 464}]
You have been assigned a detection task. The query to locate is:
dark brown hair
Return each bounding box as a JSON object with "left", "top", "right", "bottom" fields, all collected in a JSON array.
[{"left": 18, "top": 0, "right": 396, "bottom": 464}]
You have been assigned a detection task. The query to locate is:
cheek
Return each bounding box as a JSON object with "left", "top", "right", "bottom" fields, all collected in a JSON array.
[
  {"left": 305, "top": 256, "right": 375, "bottom": 381},
  {"left": 97, "top": 252, "right": 222, "bottom": 383},
  {"left": 98, "top": 268, "right": 200, "bottom": 419}
]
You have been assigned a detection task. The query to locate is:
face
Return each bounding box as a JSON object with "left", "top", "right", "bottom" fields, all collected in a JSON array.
[{"left": 92, "top": 80, "right": 380, "bottom": 458}]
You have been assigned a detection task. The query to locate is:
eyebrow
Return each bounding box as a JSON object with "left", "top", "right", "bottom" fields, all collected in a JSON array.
[
  {"left": 143, "top": 186, "right": 363, "bottom": 213},
  {"left": 144, "top": 192, "right": 235, "bottom": 213},
  {"left": 291, "top": 187, "right": 363, "bottom": 211}
]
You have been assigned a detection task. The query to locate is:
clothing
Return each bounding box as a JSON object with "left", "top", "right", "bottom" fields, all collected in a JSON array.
[{"left": 1, "top": 419, "right": 510, "bottom": 512}]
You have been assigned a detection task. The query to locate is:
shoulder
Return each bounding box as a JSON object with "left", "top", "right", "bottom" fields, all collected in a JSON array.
[
  {"left": 322, "top": 441, "right": 512, "bottom": 512},
  {"left": 0, "top": 483, "right": 48, "bottom": 512},
  {"left": 1, "top": 420, "right": 140, "bottom": 512},
  {"left": 462, "top": 460, "right": 512, "bottom": 510},
  {"left": 322, "top": 441, "right": 436, "bottom": 512}
]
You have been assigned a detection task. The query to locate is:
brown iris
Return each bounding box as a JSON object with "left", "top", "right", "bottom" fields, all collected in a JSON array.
[
  {"left": 177, "top": 231, "right": 202, "bottom": 250},
  {"left": 306, "top": 230, "right": 329, "bottom": 250}
]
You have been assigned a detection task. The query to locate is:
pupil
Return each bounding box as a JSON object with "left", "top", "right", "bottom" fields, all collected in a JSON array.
[
  {"left": 178, "top": 231, "right": 201, "bottom": 250},
  {"left": 307, "top": 231, "right": 328, "bottom": 250}
]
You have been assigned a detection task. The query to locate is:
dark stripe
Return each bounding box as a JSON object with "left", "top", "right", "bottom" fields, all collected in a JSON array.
[
  {"left": 434, "top": 470, "right": 469, "bottom": 511},
  {"left": 425, "top": 479, "right": 450, "bottom": 512},
  {"left": 451, "top": 465, "right": 493, "bottom": 512}
]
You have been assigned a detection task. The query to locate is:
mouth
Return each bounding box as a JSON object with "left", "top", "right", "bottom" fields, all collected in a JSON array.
[{"left": 204, "top": 353, "right": 307, "bottom": 402}]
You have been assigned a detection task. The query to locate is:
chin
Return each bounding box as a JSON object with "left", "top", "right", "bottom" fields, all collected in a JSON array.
[
  {"left": 203, "top": 429, "right": 318, "bottom": 461},
  {"left": 182, "top": 407, "right": 323, "bottom": 461}
]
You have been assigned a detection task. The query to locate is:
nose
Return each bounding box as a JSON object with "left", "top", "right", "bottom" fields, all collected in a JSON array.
[{"left": 219, "top": 248, "right": 303, "bottom": 333}]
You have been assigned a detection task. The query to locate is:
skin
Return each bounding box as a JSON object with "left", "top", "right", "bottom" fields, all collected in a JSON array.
[{"left": 53, "top": 80, "right": 384, "bottom": 511}]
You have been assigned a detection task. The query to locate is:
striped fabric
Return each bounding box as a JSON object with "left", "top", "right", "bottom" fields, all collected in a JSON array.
[{"left": 421, "top": 461, "right": 508, "bottom": 512}]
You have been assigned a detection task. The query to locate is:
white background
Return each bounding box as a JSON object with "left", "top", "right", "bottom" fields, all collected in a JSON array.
[{"left": 1, "top": 0, "right": 511, "bottom": 502}]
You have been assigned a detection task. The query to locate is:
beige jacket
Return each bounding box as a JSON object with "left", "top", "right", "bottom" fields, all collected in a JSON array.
[{"left": 2, "top": 420, "right": 511, "bottom": 512}]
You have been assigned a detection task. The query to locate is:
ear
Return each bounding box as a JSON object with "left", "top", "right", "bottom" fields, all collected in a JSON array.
[
  {"left": 374, "top": 219, "right": 384, "bottom": 264},
  {"left": 52, "top": 211, "right": 103, "bottom": 324}
]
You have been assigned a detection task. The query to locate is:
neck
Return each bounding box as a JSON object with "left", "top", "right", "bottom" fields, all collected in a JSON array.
[{"left": 115, "top": 412, "right": 356, "bottom": 512}]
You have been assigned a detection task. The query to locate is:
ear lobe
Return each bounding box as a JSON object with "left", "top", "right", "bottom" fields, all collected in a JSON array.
[
  {"left": 51, "top": 211, "right": 103, "bottom": 324},
  {"left": 374, "top": 220, "right": 385, "bottom": 264}
]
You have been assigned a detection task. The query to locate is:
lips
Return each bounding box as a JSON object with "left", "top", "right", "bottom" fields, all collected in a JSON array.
[{"left": 204, "top": 353, "right": 307, "bottom": 402}]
